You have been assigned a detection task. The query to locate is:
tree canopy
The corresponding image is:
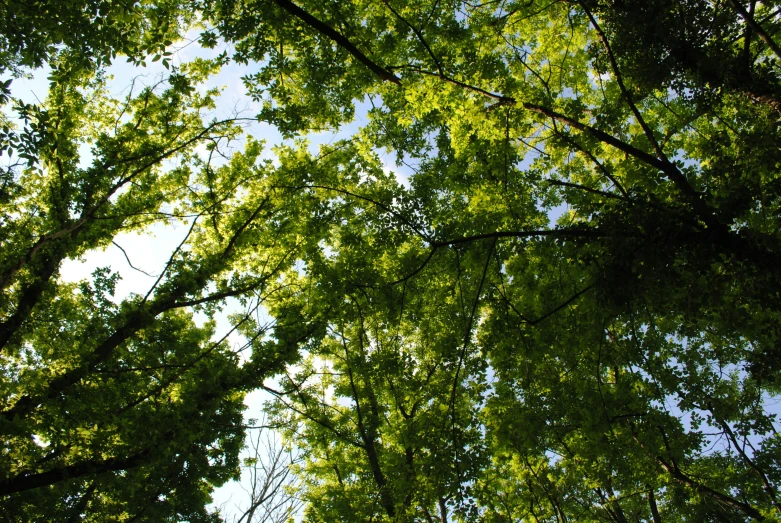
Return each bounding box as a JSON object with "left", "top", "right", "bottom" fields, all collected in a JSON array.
[{"left": 3, "top": 0, "right": 781, "bottom": 521}]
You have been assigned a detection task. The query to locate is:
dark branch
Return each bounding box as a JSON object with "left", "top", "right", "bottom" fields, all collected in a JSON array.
[
  {"left": 728, "top": 0, "right": 781, "bottom": 62},
  {"left": 112, "top": 241, "right": 157, "bottom": 277},
  {"left": 271, "top": 0, "right": 401, "bottom": 84}
]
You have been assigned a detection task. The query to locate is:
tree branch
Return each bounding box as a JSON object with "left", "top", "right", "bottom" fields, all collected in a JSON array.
[
  {"left": 713, "top": 411, "right": 781, "bottom": 515},
  {"left": 727, "top": 0, "right": 781, "bottom": 62},
  {"left": 433, "top": 227, "right": 609, "bottom": 247},
  {"left": 390, "top": 65, "right": 515, "bottom": 105},
  {"left": 271, "top": 0, "right": 401, "bottom": 85},
  {"left": 632, "top": 429, "right": 765, "bottom": 521},
  {"left": 579, "top": 3, "right": 668, "bottom": 162},
  {"left": 381, "top": 0, "right": 444, "bottom": 74},
  {"left": 0, "top": 451, "right": 148, "bottom": 495},
  {"left": 522, "top": 102, "right": 721, "bottom": 230}
]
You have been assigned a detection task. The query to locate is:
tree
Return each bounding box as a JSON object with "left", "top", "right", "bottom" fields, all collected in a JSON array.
[
  {"left": 218, "top": 418, "right": 302, "bottom": 523},
  {"left": 197, "top": 0, "right": 781, "bottom": 520},
  {"left": 4, "top": 0, "right": 781, "bottom": 520},
  {"left": 0, "top": 55, "right": 337, "bottom": 519},
  {"left": 264, "top": 239, "right": 491, "bottom": 521}
]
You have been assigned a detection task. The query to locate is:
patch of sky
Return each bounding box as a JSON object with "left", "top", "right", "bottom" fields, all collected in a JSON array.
[
  {"left": 60, "top": 220, "right": 184, "bottom": 301},
  {"left": 670, "top": 148, "right": 701, "bottom": 174},
  {"left": 546, "top": 202, "right": 569, "bottom": 225},
  {"left": 560, "top": 86, "right": 577, "bottom": 100},
  {"left": 318, "top": 239, "right": 336, "bottom": 260},
  {"left": 587, "top": 68, "right": 611, "bottom": 88}
]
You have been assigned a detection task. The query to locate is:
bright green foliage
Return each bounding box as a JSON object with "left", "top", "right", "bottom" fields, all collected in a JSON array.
[
  {"left": 0, "top": 60, "right": 329, "bottom": 519},
  {"left": 5, "top": 0, "right": 781, "bottom": 521},
  {"left": 200, "top": 0, "right": 781, "bottom": 521},
  {"left": 261, "top": 144, "right": 491, "bottom": 521}
]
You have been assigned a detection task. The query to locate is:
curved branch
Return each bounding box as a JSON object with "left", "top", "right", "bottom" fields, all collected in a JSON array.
[
  {"left": 713, "top": 412, "right": 781, "bottom": 515},
  {"left": 112, "top": 241, "right": 157, "bottom": 277},
  {"left": 382, "top": 0, "right": 444, "bottom": 74},
  {"left": 522, "top": 102, "right": 721, "bottom": 230},
  {"left": 579, "top": 3, "right": 668, "bottom": 162},
  {"left": 632, "top": 429, "right": 765, "bottom": 521},
  {"left": 271, "top": 0, "right": 401, "bottom": 85},
  {"left": 388, "top": 246, "right": 439, "bottom": 285},
  {"left": 546, "top": 179, "right": 627, "bottom": 201},
  {"left": 276, "top": 183, "right": 431, "bottom": 242},
  {"left": 390, "top": 228, "right": 605, "bottom": 286},
  {"left": 449, "top": 237, "right": 496, "bottom": 497},
  {"left": 496, "top": 282, "right": 594, "bottom": 326},
  {"left": 552, "top": 129, "right": 629, "bottom": 198}
]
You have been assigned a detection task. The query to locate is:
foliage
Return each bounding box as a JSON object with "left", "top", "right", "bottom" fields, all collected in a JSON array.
[
  {"left": 4, "top": 0, "right": 781, "bottom": 521},
  {"left": 203, "top": 0, "right": 781, "bottom": 520},
  {"left": 0, "top": 0, "right": 188, "bottom": 75},
  {"left": 0, "top": 58, "right": 329, "bottom": 519}
]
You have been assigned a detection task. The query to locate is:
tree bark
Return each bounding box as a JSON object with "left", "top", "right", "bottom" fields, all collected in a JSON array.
[{"left": 0, "top": 452, "right": 147, "bottom": 496}]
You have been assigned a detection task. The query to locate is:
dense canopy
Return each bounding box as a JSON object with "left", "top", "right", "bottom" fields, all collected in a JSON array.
[{"left": 2, "top": 0, "right": 781, "bottom": 521}]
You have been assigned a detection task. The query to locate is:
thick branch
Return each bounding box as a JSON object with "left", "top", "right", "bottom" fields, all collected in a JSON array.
[
  {"left": 0, "top": 118, "right": 242, "bottom": 294},
  {"left": 340, "top": 329, "right": 396, "bottom": 518},
  {"left": 0, "top": 451, "right": 147, "bottom": 495},
  {"left": 580, "top": 3, "right": 668, "bottom": 162},
  {"left": 0, "top": 218, "right": 87, "bottom": 291},
  {"left": 604, "top": 484, "right": 629, "bottom": 523},
  {"left": 271, "top": 0, "right": 401, "bottom": 84},
  {"left": 633, "top": 430, "right": 765, "bottom": 521},
  {"left": 728, "top": 0, "right": 781, "bottom": 62},
  {"left": 657, "top": 455, "right": 765, "bottom": 520},
  {"left": 1, "top": 236, "right": 273, "bottom": 421},
  {"left": 523, "top": 102, "right": 721, "bottom": 230},
  {"left": 0, "top": 242, "right": 64, "bottom": 352},
  {"left": 648, "top": 489, "right": 662, "bottom": 523}
]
